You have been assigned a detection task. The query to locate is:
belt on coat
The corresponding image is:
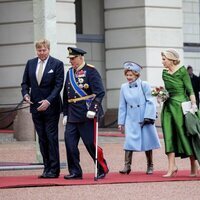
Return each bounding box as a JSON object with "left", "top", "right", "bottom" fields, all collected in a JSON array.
[{"left": 68, "top": 94, "right": 96, "bottom": 103}]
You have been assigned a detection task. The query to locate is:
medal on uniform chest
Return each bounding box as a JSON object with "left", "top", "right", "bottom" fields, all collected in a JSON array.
[
  {"left": 84, "top": 83, "right": 89, "bottom": 89},
  {"left": 78, "top": 84, "right": 84, "bottom": 89},
  {"left": 78, "top": 78, "right": 84, "bottom": 84},
  {"left": 76, "top": 70, "right": 86, "bottom": 78}
]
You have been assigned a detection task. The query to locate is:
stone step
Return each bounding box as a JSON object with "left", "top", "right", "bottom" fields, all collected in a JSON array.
[{"left": 0, "top": 130, "right": 16, "bottom": 143}]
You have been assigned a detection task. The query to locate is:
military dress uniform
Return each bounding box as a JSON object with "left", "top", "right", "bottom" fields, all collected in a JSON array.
[{"left": 63, "top": 47, "right": 109, "bottom": 179}]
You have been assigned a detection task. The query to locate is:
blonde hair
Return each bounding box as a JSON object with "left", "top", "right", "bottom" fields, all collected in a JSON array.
[
  {"left": 161, "top": 49, "right": 180, "bottom": 65},
  {"left": 35, "top": 39, "right": 50, "bottom": 49}
]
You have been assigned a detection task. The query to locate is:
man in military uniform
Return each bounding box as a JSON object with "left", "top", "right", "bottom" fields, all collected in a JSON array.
[{"left": 63, "top": 47, "right": 109, "bottom": 179}]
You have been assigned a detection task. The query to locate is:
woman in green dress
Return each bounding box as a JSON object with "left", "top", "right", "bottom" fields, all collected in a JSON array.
[{"left": 161, "top": 49, "right": 199, "bottom": 177}]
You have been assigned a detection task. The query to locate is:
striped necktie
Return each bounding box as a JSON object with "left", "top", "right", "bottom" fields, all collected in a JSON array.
[{"left": 37, "top": 61, "right": 44, "bottom": 85}]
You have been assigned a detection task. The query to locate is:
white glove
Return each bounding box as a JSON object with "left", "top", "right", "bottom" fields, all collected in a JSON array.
[
  {"left": 190, "top": 104, "right": 198, "bottom": 114},
  {"left": 63, "top": 116, "right": 67, "bottom": 126},
  {"left": 86, "top": 111, "right": 96, "bottom": 119}
]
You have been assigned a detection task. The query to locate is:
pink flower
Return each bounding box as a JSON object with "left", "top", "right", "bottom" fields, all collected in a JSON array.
[{"left": 151, "top": 86, "right": 169, "bottom": 102}]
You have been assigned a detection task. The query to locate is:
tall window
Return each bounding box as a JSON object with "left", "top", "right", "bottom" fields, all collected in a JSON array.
[{"left": 75, "top": 0, "right": 82, "bottom": 34}]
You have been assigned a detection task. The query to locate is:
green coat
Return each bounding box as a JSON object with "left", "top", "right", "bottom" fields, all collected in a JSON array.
[{"left": 185, "top": 111, "right": 200, "bottom": 165}]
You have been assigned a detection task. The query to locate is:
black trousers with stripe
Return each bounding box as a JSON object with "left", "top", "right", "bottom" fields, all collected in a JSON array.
[{"left": 64, "top": 119, "right": 108, "bottom": 175}]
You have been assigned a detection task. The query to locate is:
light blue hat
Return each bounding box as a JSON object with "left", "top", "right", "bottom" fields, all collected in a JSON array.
[{"left": 123, "top": 61, "right": 142, "bottom": 73}]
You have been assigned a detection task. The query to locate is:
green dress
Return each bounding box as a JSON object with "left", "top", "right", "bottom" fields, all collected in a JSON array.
[{"left": 161, "top": 66, "right": 195, "bottom": 158}]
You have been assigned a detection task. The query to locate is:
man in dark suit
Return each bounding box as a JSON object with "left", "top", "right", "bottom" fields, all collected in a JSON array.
[
  {"left": 21, "top": 39, "right": 64, "bottom": 178},
  {"left": 62, "top": 47, "right": 109, "bottom": 180},
  {"left": 187, "top": 65, "right": 200, "bottom": 108}
]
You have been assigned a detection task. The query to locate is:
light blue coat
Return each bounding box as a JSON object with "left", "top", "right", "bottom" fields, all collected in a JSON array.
[{"left": 118, "top": 78, "right": 161, "bottom": 151}]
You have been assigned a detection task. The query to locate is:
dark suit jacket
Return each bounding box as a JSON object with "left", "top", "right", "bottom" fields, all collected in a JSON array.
[
  {"left": 190, "top": 74, "right": 200, "bottom": 103},
  {"left": 21, "top": 56, "right": 64, "bottom": 114}
]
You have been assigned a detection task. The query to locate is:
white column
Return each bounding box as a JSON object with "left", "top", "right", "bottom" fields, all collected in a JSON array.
[
  {"left": 104, "top": 0, "right": 183, "bottom": 109},
  {"left": 32, "top": 0, "right": 57, "bottom": 163},
  {"left": 32, "top": 0, "right": 77, "bottom": 160},
  {"left": 33, "top": 0, "right": 57, "bottom": 56}
]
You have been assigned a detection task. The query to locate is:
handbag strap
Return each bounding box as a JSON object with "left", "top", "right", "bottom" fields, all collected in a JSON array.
[
  {"left": 141, "top": 81, "right": 158, "bottom": 118},
  {"left": 141, "top": 81, "right": 147, "bottom": 101}
]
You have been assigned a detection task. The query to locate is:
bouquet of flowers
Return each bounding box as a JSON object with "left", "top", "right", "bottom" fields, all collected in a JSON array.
[{"left": 151, "top": 86, "right": 169, "bottom": 102}]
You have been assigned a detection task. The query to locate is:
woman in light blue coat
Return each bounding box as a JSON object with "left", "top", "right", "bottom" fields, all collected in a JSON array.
[{"left": 118, "top": 61, "right": 161, "bottom": 175}]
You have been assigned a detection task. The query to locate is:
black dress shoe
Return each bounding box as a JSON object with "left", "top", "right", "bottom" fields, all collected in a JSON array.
[
  {"left": 43, "top": 172, "right": 59, "bottom": 178},
  {"left": 38, "top": 170, "right": 49, "bottom": 178},
  {"left": 38, "top": 172, "right": 47, "bottom": 178},
  {"left": 97, "top": 169, "right": 109, "bottom": 179},
  {"left": 64, "top": 174, "right": 82, "bottom": 180},
  {"left": 97, "top": 172, "right": 106, "bottom": 179}
]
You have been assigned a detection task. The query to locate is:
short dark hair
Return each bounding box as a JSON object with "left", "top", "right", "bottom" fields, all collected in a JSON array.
[{"left": 187, "top": 65, "right": 193, "bottom": 70}]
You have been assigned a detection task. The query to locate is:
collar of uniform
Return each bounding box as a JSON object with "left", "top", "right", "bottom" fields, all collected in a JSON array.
[{"left": 76, "top": 61, "right": 85, "bottom": 72}]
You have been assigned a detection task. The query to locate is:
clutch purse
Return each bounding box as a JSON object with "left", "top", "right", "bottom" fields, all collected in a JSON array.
[{"left": 181, "top": 101, "right": 191, "bottom": 115}]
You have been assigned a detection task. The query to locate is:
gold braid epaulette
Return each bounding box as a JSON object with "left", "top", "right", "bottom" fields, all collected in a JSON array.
[
  {"left": 87, "top": 64, "right": 95, "bottom": 68},
  {"left": 68, "top": 94, "right": 96, "bottom": 103}
]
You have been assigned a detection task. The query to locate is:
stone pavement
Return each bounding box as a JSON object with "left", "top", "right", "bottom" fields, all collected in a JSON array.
[{"left": 0, "top": 129, "right": 200, "bottom": 200}]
